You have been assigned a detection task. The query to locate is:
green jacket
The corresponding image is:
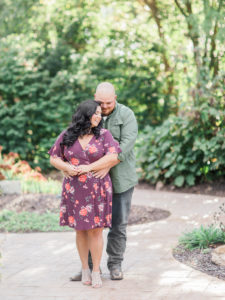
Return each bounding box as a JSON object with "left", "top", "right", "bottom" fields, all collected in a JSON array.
[{"left": 103, "top": 102, "right": 138, "bottom": 193}]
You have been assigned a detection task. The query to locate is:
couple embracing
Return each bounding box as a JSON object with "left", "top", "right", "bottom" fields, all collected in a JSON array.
[{"left": 49, "top": 82, "right": 138, "bottom": 288}]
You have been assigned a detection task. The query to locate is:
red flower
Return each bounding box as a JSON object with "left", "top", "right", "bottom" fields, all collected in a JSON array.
[
  {"left": 78, "top": 174, "right": 87, "bottom": 183},
  {"left": 108, "top": 146, "right": 115, "bottom": 153},
  {"left": 65, "top": 183, "right": 70, "bottom": 191},
  {"left": 105, "top": 214, "right": 111, "bottom": 222},
  {"left": 93, "top": 183, "right": 98, "bottom": 191},
  {"left": 35, "top": 166, "right": 41, "bottom": 172},
  {"left": 94, "top": 216, "right": 100, "bottom": 224},
  {"left": 100, "top": 187, "right": 105, "bottom": 197},
  {"left": 79, "top": 208, "right": 88, "bottom": 216},
  {"left": 0, "top": 172, "right": 6, "bottom": 180},
  {"left": 60, "top": 211, "right": 63, "bottom": 218},
  {"left": 104, "top": 181, "right": 110, "bottom": 189},
  {"left": 0, "top": 164, "right": 11, "bottom": 170},
  {"left": 89, "top": 145, "right": 97, "bottom": 154},
  {"left": 68, "top": 216, "right": 75, "bottom": 224},
  {"left": 71, "top": 158, "right": 79, "bottom": 165}
]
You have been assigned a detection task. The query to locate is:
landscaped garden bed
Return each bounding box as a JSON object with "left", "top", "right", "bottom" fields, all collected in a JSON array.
[{"left": 173, "top": 224, "right": 225, "bottom": 281}]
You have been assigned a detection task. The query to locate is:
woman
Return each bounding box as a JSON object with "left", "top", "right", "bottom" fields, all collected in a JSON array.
[{"left": 48, "top": 100, "right": 121, "bottom": 288}]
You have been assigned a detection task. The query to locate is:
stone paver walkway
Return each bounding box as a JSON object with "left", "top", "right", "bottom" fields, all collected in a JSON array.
[{"left": 1, "top": 187, "right": 225, "bottom": 300}]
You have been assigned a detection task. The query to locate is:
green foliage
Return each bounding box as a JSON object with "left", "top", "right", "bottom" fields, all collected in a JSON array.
[
  {"left": 179, "top": 225, "right": 225, "bottom": 250},
  {"left": 22, "top": 179, "right": 61, "bottom": 194},
  {"left": 0, "top": 210, "right": 72, "bottom": 233},
  {"left": 0, "top": 0, "right": 224, "bottom": 176},
  {"left": 136, "top": 102, "right": 225, "bottom": 186},
  {"left": 0, "top": 43, "right": 91, "bottom": 169}
]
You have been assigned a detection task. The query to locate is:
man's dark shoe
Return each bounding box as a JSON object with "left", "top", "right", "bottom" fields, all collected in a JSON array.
[
  {"left": 70, "top": 267, "right": 102, "bottom": 281},
  {"left": 110, "top": 267, "right": 123, "bottom": 280},
  {"left": 70, "top": 271, "right": 82, "bottom": 281}
]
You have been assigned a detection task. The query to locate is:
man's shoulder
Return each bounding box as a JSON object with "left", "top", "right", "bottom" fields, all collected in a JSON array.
[{"left": 117, "top": 103, "right": 135, "bottom": 118}]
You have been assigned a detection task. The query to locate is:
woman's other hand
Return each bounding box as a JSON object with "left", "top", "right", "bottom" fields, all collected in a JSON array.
[
  {"left": 65, "top": 164, "right": 79, "bottom": 176},
  {"left": 76, "top": 164, "right": 92, "bottom": 174}
]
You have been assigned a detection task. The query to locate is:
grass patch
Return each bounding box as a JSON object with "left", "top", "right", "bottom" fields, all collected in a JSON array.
[
  {"left": 179, "top": 225, "right": 225, "bottom": 250},
  {"left": 0, "top": 210, "right": 73, "bottom": 233}
]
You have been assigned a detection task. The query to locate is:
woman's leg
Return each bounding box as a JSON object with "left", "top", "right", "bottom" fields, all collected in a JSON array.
[
  {"left": 76, "top": 230, "right": 91, "bottom": 285},
  {"left": 87, "top": 227, "right": 104, "bottom": 272},
  {"left": 87, "top": 227, "right": 104, "bottom": 287},
  {"left": 76, "top": 230, "right": 89, "bottom": 269}
]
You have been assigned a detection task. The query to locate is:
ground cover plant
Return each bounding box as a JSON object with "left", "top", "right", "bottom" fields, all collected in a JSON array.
[
  {"left": 0, "top": 210, "right": 72, "bottom": 233},
  {"left": 178, "top": 225, "right": 225, "bottom": 250}
]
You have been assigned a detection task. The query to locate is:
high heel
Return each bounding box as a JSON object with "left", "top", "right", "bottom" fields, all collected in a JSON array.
[
  {"left": 81, "top": 268, "right": 91, "bottom": 285},
  {"left": 91, "top": 271, "right": 102, "bottom": 288}
]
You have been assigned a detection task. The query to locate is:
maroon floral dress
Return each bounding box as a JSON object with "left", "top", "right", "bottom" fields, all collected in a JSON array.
[{"left": 48, "top": 129, "right": 121, "bottom": 230}]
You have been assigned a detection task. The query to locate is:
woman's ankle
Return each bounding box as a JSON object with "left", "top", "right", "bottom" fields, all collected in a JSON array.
[
  {"left": 82, "top": 265, "right": 90, "bottom": 270},
  {"left": 92, "top": 267, "right": 100, "bottom": 272}
]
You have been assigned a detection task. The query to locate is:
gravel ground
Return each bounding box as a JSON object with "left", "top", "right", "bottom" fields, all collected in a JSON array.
[{"left": 173, "top": 244, "right": 225, "bottom": 281}]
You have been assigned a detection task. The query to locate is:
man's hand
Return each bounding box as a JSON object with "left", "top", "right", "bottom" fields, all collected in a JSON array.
[{"left": 92, "top": 167, "right": 110, "bottom": 179}]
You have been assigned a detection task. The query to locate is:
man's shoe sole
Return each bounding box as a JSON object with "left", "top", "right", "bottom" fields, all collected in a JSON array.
[{"left": 110, "top": 270, "right": 123, "bottom": 280}]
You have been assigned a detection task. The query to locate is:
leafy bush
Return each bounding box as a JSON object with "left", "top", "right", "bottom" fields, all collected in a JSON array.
[
  {"left": 178, "top": 225, "right": 225, "bottom": 250},
  {"left": 136, "top": 103, "right": 225, "bottom": 187},
  {"left": 0, "top": 43, "right": 88, "bottom": 170}
]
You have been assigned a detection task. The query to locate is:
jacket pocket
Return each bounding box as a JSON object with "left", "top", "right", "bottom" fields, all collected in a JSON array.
[{"left": 110, "top": 120, "right": 123, "bottom": 141}]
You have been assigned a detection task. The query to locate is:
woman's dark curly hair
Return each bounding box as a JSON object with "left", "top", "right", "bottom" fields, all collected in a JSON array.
[{"left": 60, "top": 100, "right": 102, "bottom": 158}]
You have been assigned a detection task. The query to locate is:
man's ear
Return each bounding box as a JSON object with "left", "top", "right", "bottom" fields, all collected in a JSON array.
[{"left": 94, "top": 93, "right": 97, "bottom": 99}]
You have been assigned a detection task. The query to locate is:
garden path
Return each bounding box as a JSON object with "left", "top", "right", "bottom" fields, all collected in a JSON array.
[{"left": 0, "top": 187, "right": 225, "bottom": 300}]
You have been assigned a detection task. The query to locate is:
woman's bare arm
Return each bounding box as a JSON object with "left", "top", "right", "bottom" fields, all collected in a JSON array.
[{"left": 50, "top": 156, "right": 78, "bottom": 176}]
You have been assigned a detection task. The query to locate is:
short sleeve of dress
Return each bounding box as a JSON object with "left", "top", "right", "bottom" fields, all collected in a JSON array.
[
  {"left": 48, "top": 131, "right": 65, "bottom": 159},
  {"left": 102, "top": 129, "right": 122, "bottom": 155}
]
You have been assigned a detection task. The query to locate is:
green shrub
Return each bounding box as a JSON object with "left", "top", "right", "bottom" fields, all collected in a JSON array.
[
  {"left": 136, "top": 103, "right": 225, "bottom": 187},
  {"left": 0, "top": 44, "right": 87, "bottom": 170},
  {"left": 178, "top": 225, "right": 225, "bottom": 250}
]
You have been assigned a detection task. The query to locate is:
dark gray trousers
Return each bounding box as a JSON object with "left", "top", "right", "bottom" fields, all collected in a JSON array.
[{"left": 88, "top": 187, "right": 134, "bottom": 270}]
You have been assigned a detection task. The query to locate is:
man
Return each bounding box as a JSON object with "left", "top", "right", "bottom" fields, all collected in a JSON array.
[{"left": 71, "top": 82, "right": 138, "bottom": 280}]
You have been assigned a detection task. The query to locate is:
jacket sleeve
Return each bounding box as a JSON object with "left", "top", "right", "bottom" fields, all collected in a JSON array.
[{"left": 117, "top": 109, "right": 138, "bottom": 162}]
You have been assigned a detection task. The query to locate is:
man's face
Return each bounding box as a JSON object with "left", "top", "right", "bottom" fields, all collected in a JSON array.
[{"left": 94, "top": 92, "right": 116, "bottom": 116}]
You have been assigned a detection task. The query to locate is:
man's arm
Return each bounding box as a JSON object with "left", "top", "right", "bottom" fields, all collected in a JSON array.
[
  {"left": 76, "top": 154, "right": 120, "bottom": 174},
  {"left": 117, "top": 109, "right": 138, "bottom": 162}
]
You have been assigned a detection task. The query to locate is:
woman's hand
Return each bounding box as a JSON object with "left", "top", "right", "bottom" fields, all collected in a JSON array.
[
  {"left": 65, "top": 164, "right": 79, "bottom": 176},
  {"left": 76, "top": 164, "right": 92, "bottom": 175}
]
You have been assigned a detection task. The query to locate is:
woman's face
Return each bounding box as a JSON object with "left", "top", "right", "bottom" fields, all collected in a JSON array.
[{"left": 90, "top": 106, "right": 102, "bottom": 127}]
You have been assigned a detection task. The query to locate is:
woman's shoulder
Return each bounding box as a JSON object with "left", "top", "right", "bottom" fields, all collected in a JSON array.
[{"left": 100, "top": 128, "right": 111, "bottom": 136}]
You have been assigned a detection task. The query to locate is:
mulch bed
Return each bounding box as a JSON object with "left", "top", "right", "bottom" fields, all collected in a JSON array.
[
  {"left": 138, "top": 180, "right": 225, "bottom": 197},
  {"left": 173, "top": 244, "right": 225, "bottom": 281},
  {"left": 0, "top": 194, "right": 170, "bottom": 226}
]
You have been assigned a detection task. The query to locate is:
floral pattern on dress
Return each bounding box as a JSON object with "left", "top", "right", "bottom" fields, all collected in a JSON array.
[{"left": 48, "top": 128, "right": 121, "bottom": 230}]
